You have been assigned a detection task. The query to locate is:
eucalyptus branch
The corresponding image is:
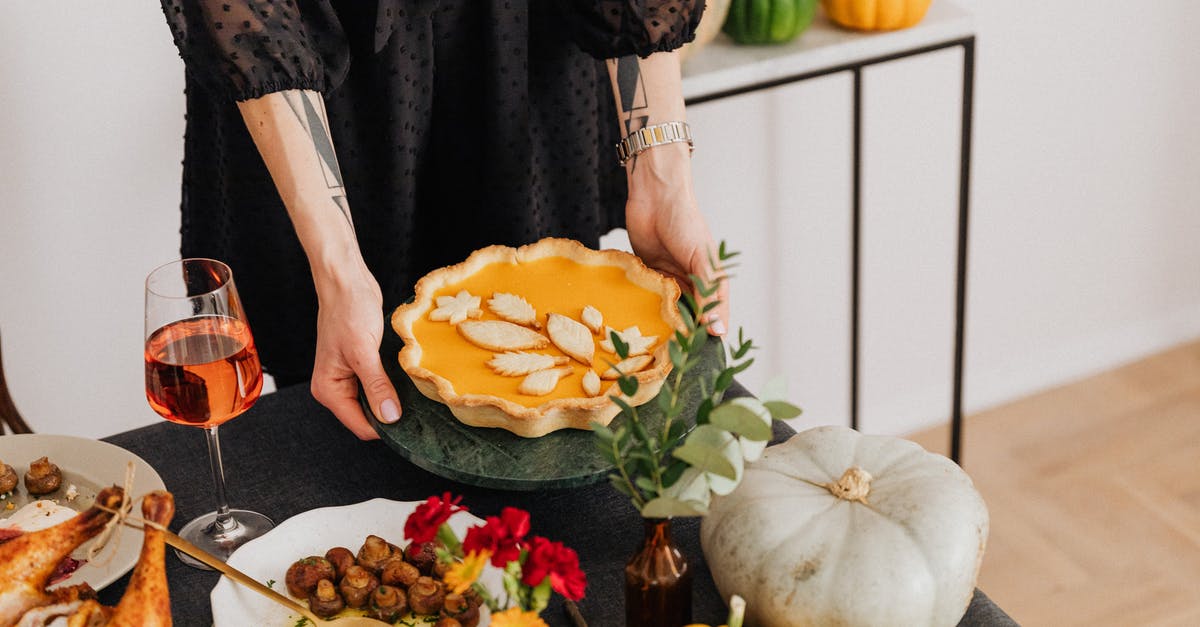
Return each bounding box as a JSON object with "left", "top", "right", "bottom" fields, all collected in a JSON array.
[{"left": 596, "top": 242, "right": 800, "bottom": 518}]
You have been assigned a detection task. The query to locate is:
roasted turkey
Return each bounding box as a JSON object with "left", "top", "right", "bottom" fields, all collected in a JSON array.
[
  {"left": 0, "top": 488, "right": 175, "bottom": 627},
  {"left": 0, "top": 486, "right": 123, "bottom": 626}
]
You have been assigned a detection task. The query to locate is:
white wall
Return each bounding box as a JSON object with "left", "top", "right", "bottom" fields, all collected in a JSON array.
[
  {"left": 2, "top": 1, "right": 1198, "bottom": 440},
  {"left": 0, "top": 2, "right": 186, "bottom": 437}
]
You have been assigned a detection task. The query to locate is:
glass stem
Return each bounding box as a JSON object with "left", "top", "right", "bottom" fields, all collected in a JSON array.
[{"left": 204, "top": 425, "right": 238, "bottom": 535}]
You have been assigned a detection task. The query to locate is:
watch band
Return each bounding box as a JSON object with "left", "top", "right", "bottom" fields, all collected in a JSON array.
[{"left": 615, "top": 121, "right": 693, "bottom": 166}]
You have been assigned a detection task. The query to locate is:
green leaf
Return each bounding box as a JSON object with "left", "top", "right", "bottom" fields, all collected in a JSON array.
[
  {"left": 714, "top": 368, "right": 734, "bottom": 393},
  {"left": 764, "top": 400, "right": 803, "bottom": 420},
  {"left": 667, "top": 419, "right": 689, "bottom": 443},
  {"left": 594, "top": 440, "right": 617, "bottom": 464},
  {"left": 668, "top": 341, "right": 685, "bottom": 369},
  {"left": 696, "top": 397, "right": 714, "bottom": 425},
  {"left": 610, "top": 330, "right": 630, "bottom": 359},
  {"left": 690, "top": 274, "right": 718, "bottom": 298},
  {"left": 673, "top": 440, "right": 737, "bottom": 480},
  {"left": 636, "top": 456, "right": 656, "bottom": 480},
  {"left": 610, "top": 395, "right": 634, "bottom": 414},
  {"left": 681, "top": 292, "right": 699, "bottom": 317},
  {"left": 631, "top": 420, "right": 651, "bottom": 446},
  {"left": 641, "top": 496, "right": 708, "bottom": 518},
  {"left": 661, "top": 458, "right": 689, "bottom": 487},
  {"left": 730, "top": 358, "right": 754, "bottom": 376},
  {"left": 529, "top": 576, "right": 553, "bottom": 613},
  {"left": 609, "top": 474, "right": 634, "bottom": 498},
  {"left": 674, "top": 330, "right": 690, "bottom": 348},
  {"left": 618, "top": 375, "right": 639, "bottom": 397},
  {"left": 634, "top": 476, "right": 658, "bottom": 494},
  {"left": 592, "top": 422, "right": 615, "bottom": 443},
  {"left": 656, "top": 388, "right": 673, "bottom": 416},
  {"left": 503, "top": 561, "right": 522, "bottom": 600},
  {"left": 676, "top": 301, "right": 697, "bottom": 330},
  {"left": 660, "top": 468, "right": 713, "bottom": 510},
  {"left": 436, "top": 523, "right": 463, "bottom": 558},
  {"left": 709, "top": 402, "right": 773, "bottom": 442},
  {"left": 701, "top": 300, "right": 721, "bottom": 313},
  {"left": 628, "top": 450, "right": 653, "bottom": 462}
]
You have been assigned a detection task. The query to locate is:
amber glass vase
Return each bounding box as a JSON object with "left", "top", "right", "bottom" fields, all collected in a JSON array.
[{"left": 624, "top": 518, "right": 693, "bottom": 626}]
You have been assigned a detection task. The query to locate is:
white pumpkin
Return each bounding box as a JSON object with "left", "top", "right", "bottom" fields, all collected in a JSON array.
[{"left": 700, "top": 425, "right": 988, "bottom": 627}]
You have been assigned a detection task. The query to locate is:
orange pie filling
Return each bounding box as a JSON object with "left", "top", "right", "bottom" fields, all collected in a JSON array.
[{"left": 410, "top": 255, "right": 674, "bottom": 407}]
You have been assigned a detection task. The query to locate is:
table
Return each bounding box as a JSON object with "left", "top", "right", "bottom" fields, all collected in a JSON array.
[
  {"left": 97, "top": 382, "right": 1015, "bottom": 626},
  {"left": 682, "top": 1, "right": 976, "bottom": 463}
]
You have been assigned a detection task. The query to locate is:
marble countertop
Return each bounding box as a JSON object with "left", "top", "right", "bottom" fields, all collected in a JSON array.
[{"left": 681, "top": 0, "right": 975, "bottom": 102}]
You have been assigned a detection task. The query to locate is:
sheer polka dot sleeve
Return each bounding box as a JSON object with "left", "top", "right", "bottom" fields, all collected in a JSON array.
[
  {"left": 562, "top": 0, "right": 705, "bottom": 59},
  {"left": 159, "top": 0, "right": 349, "bottom": 101}
]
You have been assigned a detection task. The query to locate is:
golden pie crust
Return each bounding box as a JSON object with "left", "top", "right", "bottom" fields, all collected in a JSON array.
[{"left": 390, "top": 238, "right": 683, "bottom": 438}]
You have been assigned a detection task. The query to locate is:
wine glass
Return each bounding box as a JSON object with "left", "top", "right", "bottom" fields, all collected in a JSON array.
[{"left": 144, "top": 258, "right": 274, "bottom": 568}]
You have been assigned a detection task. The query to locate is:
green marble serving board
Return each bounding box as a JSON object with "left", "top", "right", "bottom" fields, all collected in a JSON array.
[{"left": 365, "top": 317, "right": 725, "bottom": 491}]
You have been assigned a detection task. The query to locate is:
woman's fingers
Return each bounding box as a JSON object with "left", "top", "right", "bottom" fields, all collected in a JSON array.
[
  {"left": 311, "top": 372, "right": 379, "bottom": 440},
  {"left": 311, "top": 338, "right": 400, "bottom": 441}
]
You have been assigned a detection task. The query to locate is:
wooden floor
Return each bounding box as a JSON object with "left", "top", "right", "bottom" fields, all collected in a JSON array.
[{"left": 909, "top": 339, "right": 1200, "bottom": 627}]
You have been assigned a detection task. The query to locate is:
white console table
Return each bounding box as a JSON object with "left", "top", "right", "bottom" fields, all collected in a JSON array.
[{"left": 681, "top": 2, "right": 976, "bottom": 463}]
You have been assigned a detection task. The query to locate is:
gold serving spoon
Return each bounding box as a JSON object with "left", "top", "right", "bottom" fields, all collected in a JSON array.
[{"left": 162, "top": 528, "right": 389, "bottom": 626}]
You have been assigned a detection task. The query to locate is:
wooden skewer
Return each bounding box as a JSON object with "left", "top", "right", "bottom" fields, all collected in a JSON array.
[{"left": 160, "top": 529, "right": 323, "bottom": 623}]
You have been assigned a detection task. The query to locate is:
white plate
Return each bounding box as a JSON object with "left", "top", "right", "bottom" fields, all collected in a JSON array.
[
  {"left": 211, "top": 499, "right": 498, "bottom": 626},
  {"left": 0, "top": 433, "right": 166, "bottom": 590}
]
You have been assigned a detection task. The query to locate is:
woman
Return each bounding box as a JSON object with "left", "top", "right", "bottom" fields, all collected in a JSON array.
[{"left": 159, "top": 0, "right": 727, "bottom": 439}]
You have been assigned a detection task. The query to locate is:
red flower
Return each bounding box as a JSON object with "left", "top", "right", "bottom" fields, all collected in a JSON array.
[
  {"left": 462, "top": 506, "right": 531, "bottom": 567},
  {"left": 521, "top": 536, "right": 587, "bottom": 601},
  {"left": 404, "top": 492, "right": 466, "bottom": 543}
]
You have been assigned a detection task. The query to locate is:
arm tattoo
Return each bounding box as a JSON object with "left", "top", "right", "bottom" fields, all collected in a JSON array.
[
  {"left": 281, "top": 91, "right": 355, "bottom": 233},
  {"left": 609, "top": 55, "right": 649, "bottom": 171}
]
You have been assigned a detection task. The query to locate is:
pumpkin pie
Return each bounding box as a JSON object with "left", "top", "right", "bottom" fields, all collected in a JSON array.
[{"left": 390, "top": 238, "right": 683, "bottom": 438}]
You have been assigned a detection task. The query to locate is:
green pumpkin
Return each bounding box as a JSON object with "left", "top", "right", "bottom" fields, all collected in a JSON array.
[{"left": 723, "top": 0, "right": 819, "bottom": 44}]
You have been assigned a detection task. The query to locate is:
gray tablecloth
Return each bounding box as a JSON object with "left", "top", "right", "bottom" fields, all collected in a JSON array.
[{"left": 99, "top": 382, "right": 1016, "bottom": 626}]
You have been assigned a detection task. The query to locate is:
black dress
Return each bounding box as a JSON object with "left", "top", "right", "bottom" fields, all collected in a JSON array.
[{"left": 158, "top": 0, "right": 702, "bottom": 382}]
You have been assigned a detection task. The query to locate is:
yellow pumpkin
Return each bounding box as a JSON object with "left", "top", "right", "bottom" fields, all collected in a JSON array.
[{"left": 822, "top": 0, "right": 932, "bottom": 31}]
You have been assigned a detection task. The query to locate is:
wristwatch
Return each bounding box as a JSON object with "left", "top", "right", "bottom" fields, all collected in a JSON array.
[{"left": 615, "top": 121, "right": 693, "bottom": 166}]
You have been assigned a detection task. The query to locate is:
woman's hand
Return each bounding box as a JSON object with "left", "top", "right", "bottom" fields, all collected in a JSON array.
[
  {"left": 624, "top": 142, "right": 728, "bottom": 336},
  {"left": 309, "top": 259, "right": 401, "bottom": 440}
]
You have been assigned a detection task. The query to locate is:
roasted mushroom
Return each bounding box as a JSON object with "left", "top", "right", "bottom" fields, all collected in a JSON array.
[
  {"left": 434, "top": 618, "right": 463, "bottom": 627},
  {"left": 404, "top": 541, "right": 439, "bottom": 575},
  {"left": 307, "top": 579, "right": 345, "bottom": 618},
  {"left": 284, "top": 556, "right": 337, "bottom": 599},
  {"left": 356, "top": 535, "right": 396, "bottom": 572},
  {"left": 0, "top": 459, "right": 17, "bottom": 494},
  {"left": 367, "top": 585, "right": 408, "bottom": 622},
  {"left": 441, "top": 591, "right": 481, "bottom": 627},
  {"left": 324, "top": 546, "right": 355, "bottom": 580},
  {"left": 462, "top": 586, "right": 483, "bottom": 610},
  {"left": 379, "top": 556, "right": 421, "bottom": 588},
  {"left": 338, "top": 564, "right": 379, "bottom": 609},
  {"left": 408, "top": 576, "right": 446, "bottom": 615},
  {"left": 23, "top": 457, "right": 62, "bottom": 495}
]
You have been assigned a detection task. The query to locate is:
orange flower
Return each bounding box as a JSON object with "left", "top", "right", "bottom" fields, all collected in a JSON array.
[
  {"left": 443, "top": 549, "right": 491, "bottom": 594},
  {"left": 490, "top": 607, "right": 549, "bottom": 627}
]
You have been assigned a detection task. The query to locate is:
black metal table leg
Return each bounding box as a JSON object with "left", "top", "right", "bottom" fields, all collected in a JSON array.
[
  {"left": 851, "top": 66, "right": 863, "bottom": 432},
  {"left": 950, "top": 36, "right": 976, "bottom": 464}
]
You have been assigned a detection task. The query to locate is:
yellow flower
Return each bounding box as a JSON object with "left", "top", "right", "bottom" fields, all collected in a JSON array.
[
  {"left": 443, "top": 549, "right": 491, "bottom": 595},
  {"left": 490, "top": 607, "right": 549, "bottom": 627}
]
